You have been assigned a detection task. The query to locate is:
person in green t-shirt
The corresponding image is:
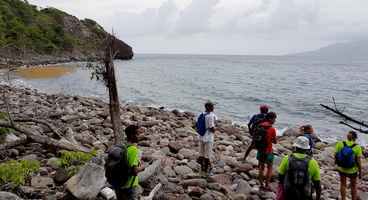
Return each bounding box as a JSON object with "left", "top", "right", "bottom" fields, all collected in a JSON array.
[
  {"left": 115, "top": 125, "right": 145, "bottom": 200},
  {"left": 335, "top": 131, "right": 362, "bottom": 200},
  {"left": 278, "top": 136, "right": 321, "bottom": 200}
]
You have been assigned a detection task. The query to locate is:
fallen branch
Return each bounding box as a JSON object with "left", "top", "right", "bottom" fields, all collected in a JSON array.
[
  {"left": 0, "top": 120, "right": 90, "bottom": 152},
  {"left": 141, "top": 183, "right": 162, "bottom": 200},
  {"left": 13, "top": 118, "right": 63, "bottom": 139},
  {"left": 339, "top": 121, "right": 368, "bottom": 134},
  {"left": 320, "top": 104, "right": 368, "bottom": 128}
]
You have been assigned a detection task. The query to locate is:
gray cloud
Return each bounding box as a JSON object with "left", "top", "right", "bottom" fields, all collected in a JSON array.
[
  {"left": 173, "top": 0, "right": 219, "bottom": 35},
  {"left": 29, "top": 0, "right": 368, "bottom": 54}
]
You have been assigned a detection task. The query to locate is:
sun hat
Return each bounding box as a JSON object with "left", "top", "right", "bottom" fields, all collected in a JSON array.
[{"left": 293, "top": 136, "right": 311, "bottom": 150}]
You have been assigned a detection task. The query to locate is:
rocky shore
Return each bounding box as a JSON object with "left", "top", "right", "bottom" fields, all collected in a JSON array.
[{"left": 0, "top": 85, "right": 367, "bottom": 200}]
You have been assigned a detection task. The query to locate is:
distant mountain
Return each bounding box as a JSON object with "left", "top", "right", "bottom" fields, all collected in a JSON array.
[
  {"left": 0, "top": 0, "right": 133, "bottom": 66},
  {"left": 292, "top": 40, "right": 368, "bottom": 60}
]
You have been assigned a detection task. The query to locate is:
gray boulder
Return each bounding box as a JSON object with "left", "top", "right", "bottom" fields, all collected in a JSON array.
[
  {"left": 0, "top": 192, "right": 23, "bottom": 200},
  {"left": 65, "top": 162, "right": 106, "bottom": 200}
]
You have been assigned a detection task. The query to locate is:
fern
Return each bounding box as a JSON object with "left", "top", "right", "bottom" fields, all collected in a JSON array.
[{"left": 0, "top": 160, "right": 40, "bottom": 186}]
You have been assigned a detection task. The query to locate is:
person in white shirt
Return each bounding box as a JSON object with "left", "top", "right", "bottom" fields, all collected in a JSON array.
[{"left": 198, "top": 101, "right": 217, "bottom": 176}]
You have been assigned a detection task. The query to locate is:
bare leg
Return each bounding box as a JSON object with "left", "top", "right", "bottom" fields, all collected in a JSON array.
[
  {"left": 340, "top": 174, "right": 347, "bottom": 200},
  {"left": 258, "top": 162, "right": 265, "bottom": 188},
  {"left": 265, "top": 163, "right": 273, "bottom": 189},
  {"left": 243, "top": 142, "right": 254, "bottom": 161},
  {"left": 350, "top": 176, "right": 357, "bottom": 200}
]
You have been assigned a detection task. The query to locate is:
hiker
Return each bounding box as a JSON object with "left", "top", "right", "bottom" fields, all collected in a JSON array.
[
  {"left": 255, "top": 111, "right": 277, "bottom": 190},
  {"left": 243, "top": 104, "right": 269, "bottom": 160},
  {"left": 278, "top": 136, "right": 322, "bottom": 200},
  {"left": 300, "top": 124, "right": 315, "bottom": 155},
  {"left": 196, "top": 101, "right": 217, "bottom": 176},
  {"left": 335, "top": 131, "right": 362, "bottom": 200},
  {"left": 105, "top": 125, "right": 145, "bottom": 200}
]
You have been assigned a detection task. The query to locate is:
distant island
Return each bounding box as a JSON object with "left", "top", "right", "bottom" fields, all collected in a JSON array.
[
  {"left": 291, "top": 40, "right": 368, "bottom": 61},
  {"left": 0, "top": 0, "right": 133, "bottom": 67}
]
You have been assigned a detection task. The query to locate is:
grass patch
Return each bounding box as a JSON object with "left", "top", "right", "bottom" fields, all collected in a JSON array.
[
  {"left": 0, "top": 160, "right": 40, "bottom": 186},
  {"left": 57, "top": 150, "right": 97, "bottom": 176},
  {"left": 0, "top": 112, "right": 13, "bottom": 142},
  {"left": 0, "top": 112, "right": 9, "bottom": 120}
]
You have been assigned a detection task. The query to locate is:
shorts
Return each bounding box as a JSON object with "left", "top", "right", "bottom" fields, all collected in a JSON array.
[
  {"left": 199, "top": 140, "right": 213, "bottom": 160},
  {"left": 256, "top": 152, "right": 274, "bottom": 164},
  {"left": 339, "top": 171, "right": 358, "bottom": 179}
]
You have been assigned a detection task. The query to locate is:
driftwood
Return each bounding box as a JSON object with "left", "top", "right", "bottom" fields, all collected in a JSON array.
[
  {"left": 340, "top": 121, "right": 368, "bottom": 134},
  {"left": 0, "top": 120, "right": 90, "bottom": 152},
  {"left": 104, "top": 35, "right": 123, "bottom": 145},
  {"left": 141, "top": 183, "right": 162, "bottom": 200},
  {"left": 13, "top": 118, "right": 63, "bottom": 139},
  {"left": 321, "top": 103, "right": 368, "bottom": 134}
]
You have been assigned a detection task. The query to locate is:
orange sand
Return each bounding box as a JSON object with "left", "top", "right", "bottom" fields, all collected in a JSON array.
[{"left": 15, "top": 66, "right": 74, "bottom": 79}]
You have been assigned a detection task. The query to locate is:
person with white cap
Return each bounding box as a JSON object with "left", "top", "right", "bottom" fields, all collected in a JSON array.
[{"left": 277, "top": 136, "right": 322, "bottom": 200}]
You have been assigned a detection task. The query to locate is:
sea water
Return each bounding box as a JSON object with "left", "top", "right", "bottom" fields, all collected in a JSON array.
[{"left": 3, "top": 54, "right": 368, "bottom": 145}]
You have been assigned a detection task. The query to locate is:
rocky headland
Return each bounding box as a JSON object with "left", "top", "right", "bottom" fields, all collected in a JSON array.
[
  {"left": 0, "top": 0, "right": 133, "bottom": 68},
  {"left": 0, "top": 85, "right": 368, "bottom": 200}
]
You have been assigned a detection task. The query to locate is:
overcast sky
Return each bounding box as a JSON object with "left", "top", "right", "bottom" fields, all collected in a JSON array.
[{"left": 29, "top": 0, "right": 368, "bottom": 55}]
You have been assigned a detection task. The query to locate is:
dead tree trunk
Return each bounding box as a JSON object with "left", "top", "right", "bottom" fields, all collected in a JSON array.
[
  {"left": 321, "top": 103, "right": 368, "bottom": 134},
  {"left": 104, "top": 36, "right": 123, "bottom": 145}
]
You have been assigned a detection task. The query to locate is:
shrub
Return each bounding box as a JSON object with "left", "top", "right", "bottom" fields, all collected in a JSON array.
[
  {"left": 0, "top": 160, "right": 40, "bottom": 186},
  {"left": 57, "top": 150, "right": 97, "bottom": 176}
]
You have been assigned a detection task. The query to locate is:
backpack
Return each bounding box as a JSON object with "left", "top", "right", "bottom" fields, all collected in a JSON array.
[
  {"left": 253, "top": 124, "right": 269, "bottom": 151},
  {"left": 335, "top": 141, "right": 357, "bottom": 168},
  {"left": 196, "top": 112, "right": 209, "bottom": 136},
  {"left": 249, "top": 113, "right": 266, "bottom": 135},
  {"left": 284, "top": 154, "right": 312, "bottom": 199},
  {"left": 105, "top": 145, "right": 134, "bottom": 187}
]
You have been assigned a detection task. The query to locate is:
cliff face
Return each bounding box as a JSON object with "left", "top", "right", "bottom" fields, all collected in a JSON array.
[{"left": 0, "top": 0, "right": 133, "bottom": 66}]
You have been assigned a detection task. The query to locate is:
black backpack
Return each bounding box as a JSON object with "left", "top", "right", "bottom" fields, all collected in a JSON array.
[
  {"left": 249, "top": 113, "right": 266, "bottom": 135},
  {"left": 253, "top": 124, "right": 269, "bottom": 151},
  {"left": 105, "top": 145, "right": 134, "bottom": 187},
  {"left": 284, "top": 154, "right": 312, "bottom": 199}
]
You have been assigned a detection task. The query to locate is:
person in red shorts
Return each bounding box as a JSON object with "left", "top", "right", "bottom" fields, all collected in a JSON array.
[{"left": 255, "top": 112, "right": 277, "bottom": 190}]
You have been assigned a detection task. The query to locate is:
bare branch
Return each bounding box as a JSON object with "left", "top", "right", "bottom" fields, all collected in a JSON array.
[
  {"left": 321, "top": 104, "right": 368, "bottom": 129},
  {"left": 13, "top": 118, "right": 63, "bottom": 139},
  {"left": 339, "top": 121, "right": 368, "bottom": 134}
]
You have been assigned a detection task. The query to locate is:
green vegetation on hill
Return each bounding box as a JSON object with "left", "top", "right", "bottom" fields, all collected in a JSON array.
[{"left": 0, "top": 0, "right": 106, "bottom": 55}]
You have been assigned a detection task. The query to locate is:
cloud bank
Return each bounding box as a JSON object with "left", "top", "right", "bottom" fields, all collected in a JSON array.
[{"left": 29, "top": 0, "right": 368, "bottom": 54}]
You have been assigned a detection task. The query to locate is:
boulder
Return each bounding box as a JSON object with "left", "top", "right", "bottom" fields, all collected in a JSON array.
[
  {"left": 234, "top": 163, "right": 253, "bottom": 173},
  {"left": 47, "top": 157, "right": 60, "bottom": 170},
  {"left": 208, "top": 174, "right": 232, "bottom": 185},
  {"left": 187, "top": 186, "right": 205, "bottom": 197},
  {"left": 54, "top": 168, "right": 70, "bottom": 184},
  {"left": 181, "top": 179, "right": 207, "bottom": 188},
  {"left": 0, "top": 192, "right": 23, "bottom": 200},
  {"left": 100, "top": 187, "right": 116, "bottom": 200},
  {"left": 233, "top": 194, "right": 247, "bottom": 200},
  {"left": 168, "top": 142, "right": 184, "bottom": 154},
  {"left": 282, "top": 127, "right": 300, "bottom": 137},
  {"left": 163, "top": 166, "right": 176, "bottom": 177},
  {"left": 65, "top": 162, "right": 106, "bottom": 200},
  {"left": 31, "top": 176, "right": 54, "bottom": 188},
  {"left": 174, "top": 165, "right": 193, "bottom": 176},
  {"left": 178, "top": 148, "right": 197, "bottom": 159},
  {"left": 235, "top": 179, "right": 251, "bottom": 195}
]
